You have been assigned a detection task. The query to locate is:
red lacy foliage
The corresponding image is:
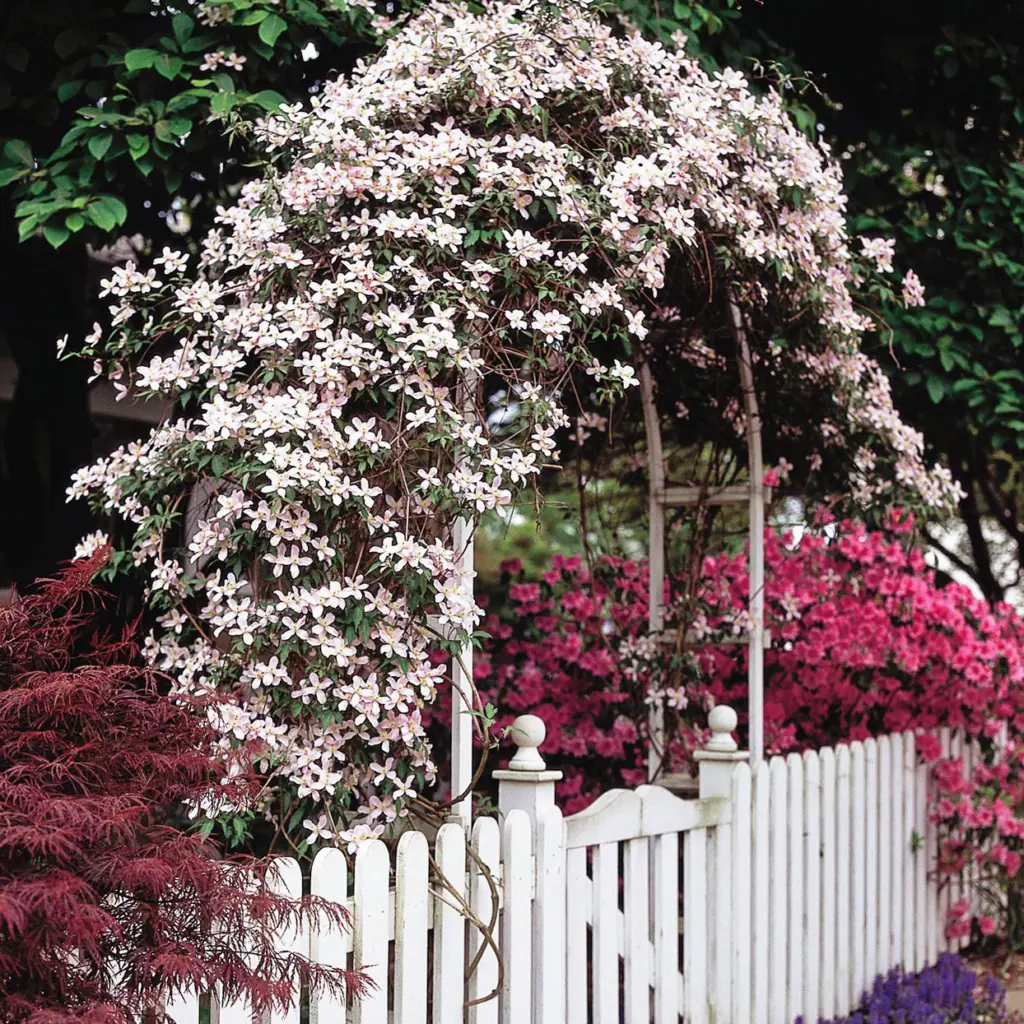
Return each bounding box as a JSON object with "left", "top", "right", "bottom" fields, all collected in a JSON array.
[{"left": 0, "top": 554, "right": 365, "bottom": 1024}]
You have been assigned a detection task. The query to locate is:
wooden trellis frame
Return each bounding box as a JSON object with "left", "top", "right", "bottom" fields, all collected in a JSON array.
[{"left": 641, "top": 296, "right": 769, "bottom": 773}]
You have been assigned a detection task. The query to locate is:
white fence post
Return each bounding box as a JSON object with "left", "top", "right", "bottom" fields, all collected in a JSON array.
[
  {"left": 494, "top": 714, "right": 566, "bottom": 1024},
  {"left": 696, "top": 705, "right": 748, "bottom": 1024}
]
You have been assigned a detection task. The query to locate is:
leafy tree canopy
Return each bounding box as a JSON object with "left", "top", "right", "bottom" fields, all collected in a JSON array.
[
  {"left": 732, "top": 0, "right": 1024, "bottom": 600},
  {"left": 0, "top": 0, "right": 394, "bottom": 247}
]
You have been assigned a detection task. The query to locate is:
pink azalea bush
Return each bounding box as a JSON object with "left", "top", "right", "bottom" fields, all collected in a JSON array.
[
  {"left": 701, "top": 511, "right": 1024, "bottom": 753},
  {"left": 472, "top": 516, "right": 1024, "bottom": 941}
]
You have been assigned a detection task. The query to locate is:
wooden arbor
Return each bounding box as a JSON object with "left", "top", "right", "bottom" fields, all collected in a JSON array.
[{"left": 641, "top": 297, "right": 771, "bottom": 775}]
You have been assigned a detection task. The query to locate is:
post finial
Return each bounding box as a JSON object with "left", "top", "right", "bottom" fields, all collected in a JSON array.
[
  {"left": 706, "top": 704, "right": 739, "bottom": 754},
  {"left": 507, "top": 714, "right": 548, "bottom": 771}
]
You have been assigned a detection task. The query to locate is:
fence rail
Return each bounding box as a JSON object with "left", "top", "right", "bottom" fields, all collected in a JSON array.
[{"left": 160, "top": 714, "right": 978, "bottom": 1024}]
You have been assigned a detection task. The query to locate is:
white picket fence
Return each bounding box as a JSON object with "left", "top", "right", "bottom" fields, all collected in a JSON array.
[{"left": 161, "top": 713, "right": 980, "bottom": 1024}]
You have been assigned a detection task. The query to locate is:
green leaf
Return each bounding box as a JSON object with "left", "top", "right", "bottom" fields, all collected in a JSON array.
[
  {"left": 926, "top": 377, "right": 946, "bottom": 404},
  {"left": 53, "top": 29, "right": 82, "bottom": 59},
  {"left": 125, "top": 48, "right": 160, "bottom": 71},
  {"left": 86, "top": 195, "right": 127, "bottom": 231},
  {"left": 258, "top": 13, "right": 288, "bottom": 46},
  {"left": 3, "top": 138, "right": 32, "bottom": 168},
  {"left": 65, "top": 212, "right": 85, "bottom": 232},
  {"left": 6, "top": 43, "right": 30, "bottom": 73},
  {"left": 43, "top": 222, "right": 71, "bottom": 247},
  {"left": 165, "top": 92, "right": 202, "bottom": 112},
  {"left": 167, "top": 116, "right": 193, "bottom": 136},
  {"left": 154, "top": 53, "right": 184, "bottom": 80},
  {"left": 87, "top": 134, "right": 113, "bottom": 160},
  {"left": 234, "top": 8, "right": 270, "bottom": 24},
  {"left": 249, "top": 89, "right": 286, "bottom": 111},
  {"left": 172, "top": 13, "right": 194, "bottom": 47},
  {"left": 0, "top": 166, "right": 27, "bottom": 187},
  {"left": 17, "top": 216, "right": 38, "bottom": 242},
  {"left": 210, "top": 92, "right": 235, "bottom": 116},
  {"left": 57, "top": 79, "right": 85, "bottom": 102}
]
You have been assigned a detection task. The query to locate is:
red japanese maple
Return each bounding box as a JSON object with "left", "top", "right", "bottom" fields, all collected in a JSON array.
[{"left": 0, "top": 554, "right": 364, "bottom": 1023}]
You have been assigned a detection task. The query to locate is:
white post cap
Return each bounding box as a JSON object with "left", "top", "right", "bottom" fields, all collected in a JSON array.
[
  {"left": 506, "top": 714, "right": 548, "bottom": 772},
  {"left": 705, "top": 704, "right": 739, "bottom": 754}
]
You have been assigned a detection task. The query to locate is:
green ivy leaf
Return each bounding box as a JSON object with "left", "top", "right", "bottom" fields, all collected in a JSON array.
[
  {"left": 87, "top": 133, "right": 113, "bottom": 160},
  {"left": 125, "top": 48, "right": 160, "bottom": 71},
  {"left": 258, "top": 13, "right": 288, "bottom": 46},
  {"left": 249, "top": 89, "right": 287, "bottom": 111},
  {"left": 235, "top": 8, "right": 270, "bottom": 25},
  {"left": 0, "top": 166, "right": 28, "bottom": 187},
  {"left": 57, "top": 79, "right": 85, "bottom": 102},
  {"left": 210, "top": 92, "right": 235, "bottom": 116},
  {"left": 43, "top": 222, "right": 71, "bottom": 247},
  {"left": 172, "top": 13, "right": 194, "bottom": 47},
  {"left": 926, "top": 377, "right": 946, "bottom": 404},
  {"left": 154, "top": 53, "right": 184, "bottom": 80},
  {"left": 3, "top": 138, "right": 32, "bottom": 168},
  {"left": 86, "top": 195, "right": 127, "bottom": 231}
]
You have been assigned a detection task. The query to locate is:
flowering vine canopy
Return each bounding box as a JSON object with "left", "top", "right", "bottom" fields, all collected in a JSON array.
[{"left": 69, "top": 0, "right": 961, "bottom": 845}]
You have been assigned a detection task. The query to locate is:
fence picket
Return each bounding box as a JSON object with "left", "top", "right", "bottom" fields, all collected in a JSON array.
[
  {"left": 940, "top": 728, "right": 954, "bottom": 953},
  {"left": 352, "top": 840, "right": 389, "bottom": 1024},
  {"left": 730, "top": 762, "right": 753, "bottom": 1024},
  {"left": 851, "top": 742, "right": 866, "bottom": 1004},
  {"left": 864, "top": 739, "right": 879, "bottom": 989},
  {"left": 310, "top": 847, "right": 350, "bottom": 1024},
  {"left": 216, "top": 865, "right": 257, "bottom": 1024},
  {"left": 592, "top": 839, "right": 619, "bottom": 1024},
  {"left": 768, "top": 758, "right": 787, "bottom": 1024},
  {"left": 502, "top": 810, "right": 532, "bottom": 1024},
  {"left": 534, "top": 806, "right": 566, "bottom": 1024},
  {"left": 803, "top": 751, "right": 821, "bottom": 1024},
  {"left": 819, "top": 747, "right": 837, "bottom": 1020},
  {"left": 565, "top": 847, "right": 587, "bottom": 1024},
  {"left": 434, "top": 822, "right": 467, "bottom": 1024},
  {"left": 711, "top": 789, "right": 733, "bottom": 1024},
  {"left": 653, "top": 828, "right": 680, "bottom": 1024},
  {"left": 268, "top": 858, "right": 305, "bottom": 1024},
  {"left": 685, "top": 828, "right": 709, "bottom": 1024},
  {"left": 967, "top": 737, "right": 982, "bottom": 938},
  {"left": 396, "top": 830, "right": 430, "bottom": 1024},
  {"left": 164, "top": 989, "right": 199, "bottom": 1024},
  {"left": 902, "top": 733, "right": 917, "bottom": 972},
  {"left": 785, "top": 753, "right": 804, "bottom": 1024},
  {"left": 915, "top": 737, "right": 929, "bottom": 968},
  {"left": 890, "top": 733, "right": 905, "bottom": 970},
  {"left": 836, "top": 744, "right": 852, "bottom": 1014},
  {"left": 752, "top": 761, "right": 770, "bottom": 1024},
  {"left": 624, "top": 836, "right": 651, "bottom": 1024},
  {"left": 924, "top": 736, "right": 938, "bottom": 968},
  {"left": 877, "top": 736, "right": 892, "bottom": 977}
]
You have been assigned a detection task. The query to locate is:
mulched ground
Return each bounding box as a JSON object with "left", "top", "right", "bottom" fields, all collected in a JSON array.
[{"left": 969, "top": 949, "right": 1024, "bottom": 1018}]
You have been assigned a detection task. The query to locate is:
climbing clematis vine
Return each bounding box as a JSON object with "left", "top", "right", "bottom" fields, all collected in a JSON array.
[{"left": 68, "top": 0, "right": 960, "bottom": 844}]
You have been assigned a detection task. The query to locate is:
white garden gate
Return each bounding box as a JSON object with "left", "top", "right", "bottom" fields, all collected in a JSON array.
[{"left": 160, "top": 709, "right": 980, "bottom": 1024}]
